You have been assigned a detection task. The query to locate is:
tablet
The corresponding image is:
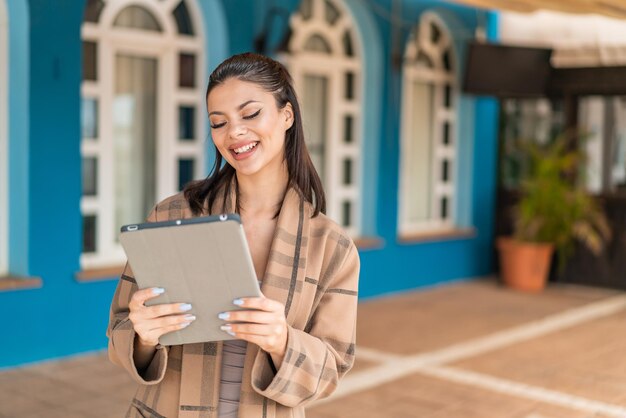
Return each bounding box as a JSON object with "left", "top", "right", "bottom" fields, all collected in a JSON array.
[{"left": 119, "top": 213, "right": 261, "bottom": 346}]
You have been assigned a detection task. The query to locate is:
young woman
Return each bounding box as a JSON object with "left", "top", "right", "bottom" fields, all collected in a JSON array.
[{"left": 107, "top": 53, "right": 360, "bottom": 418}]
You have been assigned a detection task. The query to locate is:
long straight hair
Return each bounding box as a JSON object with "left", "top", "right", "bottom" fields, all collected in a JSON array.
[{"left": 184, "top": 53, "right": 325, "bottom": 217}]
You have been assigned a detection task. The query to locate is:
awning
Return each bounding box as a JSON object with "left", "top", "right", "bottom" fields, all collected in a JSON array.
[{"left": 449, "top": 0, "right": 626, "bottom": 20}]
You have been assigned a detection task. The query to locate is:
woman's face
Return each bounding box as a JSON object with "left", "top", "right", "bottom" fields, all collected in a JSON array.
[{"left": 207, "top": 78, "right": 293, "bottom": 179}]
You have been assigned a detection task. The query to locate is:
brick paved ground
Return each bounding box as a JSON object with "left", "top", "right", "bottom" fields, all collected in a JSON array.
[{"left": 1, "top": 279, "right": 625, "bottom": 418}]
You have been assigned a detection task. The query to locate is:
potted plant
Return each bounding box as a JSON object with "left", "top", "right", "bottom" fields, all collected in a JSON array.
[{"left": 497, "top": 133, "right": 611, "bottom": 292}]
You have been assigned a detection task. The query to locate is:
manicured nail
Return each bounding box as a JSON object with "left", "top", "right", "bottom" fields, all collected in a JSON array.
[
  {"left": 179, "top": 303, "right": 192, "bottom": 312},
  {"left": 184, "top": 315, "right": 196, "bottom": 321},
  {"left": 152, "top": 287, "right": 165, "bottom": 295},
  {"left": 226, "top": 331, "right": 236, "bottom": 336},
  {"left": 218, "top": 312, "right": 230, "bottom": 320},
  {"left": 233, "top": 299, "right": 244, "bottom": 306},
  {"left": 220, "top": 325, "right": 232, "bottom": 332},
  {"left": 181, "top": 322, "right": 191, "bottom": 328}
]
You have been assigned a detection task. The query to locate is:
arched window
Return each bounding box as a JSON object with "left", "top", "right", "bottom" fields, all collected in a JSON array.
[
  {"left": 0, "top": 0, "right": 8, "bottom": 275},
  {"left": 81, "top": 0, "right": 205, "bottom": 269},
  {"left": 284, "top": 0, "right": 363, "bottom": 236},
  {"left": 398, "top": 13, "right": 457, "bottom": 234}
]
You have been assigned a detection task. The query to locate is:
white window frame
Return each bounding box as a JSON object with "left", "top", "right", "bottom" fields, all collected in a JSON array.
[
  {"left": 398, "top": 12, "right": 458, "bottom": 234},
  {"left": 284, "top": 0, "right": 363, "bottom": 237},
  {"left": 81, "top": 0, "right": 205, "bottom": 269},
  {"left": 0, "top": 0, "right": 8, "bottom": 275}
]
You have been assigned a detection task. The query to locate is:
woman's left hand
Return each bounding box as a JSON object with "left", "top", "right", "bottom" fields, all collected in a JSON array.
[{"left": 219, "top": 297, "right": 288, "bottom": 366}]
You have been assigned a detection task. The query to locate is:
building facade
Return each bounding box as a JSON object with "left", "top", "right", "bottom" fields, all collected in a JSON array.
[{"left": 0, "top": 0, "right": 499, "bottom": 368}]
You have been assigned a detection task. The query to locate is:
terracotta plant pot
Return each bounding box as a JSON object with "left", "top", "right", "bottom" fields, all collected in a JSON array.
[{"left": 496, "top": 237, "right": 555, "bottom": 292}]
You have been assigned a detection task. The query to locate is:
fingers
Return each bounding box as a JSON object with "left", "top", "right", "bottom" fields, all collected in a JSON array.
[
  {"left": 222, "top": 321, "right": 288, "bottom": 355},
  {"left": 137, "top": 316, "right": 194, "bottom": 347},
  {"left": 232, "top": 297, "right": 284, "bottom": 313},
  {"left": 221, "top": 322, "right": 283, "bottom": 337},
  {"left": 129, "top": 287, "right": 165, "bottom": 310},
  {"left": 128, "top": 287, "right": 194, "bottom": 346},
  {"left": 217, "top": 310, "right": 278, "bottom": 324},
  {"left": 219, "top": 297, "right": 288, "bottom": 355},
  {"left": 145, "top": 302, "right": 193, "bottom": 319}
]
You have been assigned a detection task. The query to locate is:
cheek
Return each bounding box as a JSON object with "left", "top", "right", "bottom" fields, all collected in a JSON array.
[
  {"left": 211, "top": 131, "right": 227, "bottom": 148},
  {"left": 211, "top": 133, "right": 231, "bottom": 157}
]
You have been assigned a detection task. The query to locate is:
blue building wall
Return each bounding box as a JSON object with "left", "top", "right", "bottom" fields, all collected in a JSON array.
[
  {"left": 347, "top": 1, "right": 500, "bottom": 297},
  {"left": 0, "top": 0, "right": 500, "bottom": 368}
]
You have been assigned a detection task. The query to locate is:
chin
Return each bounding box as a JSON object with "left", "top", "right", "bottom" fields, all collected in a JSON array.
[{"left": 233, "top": 162, "right": 264, "bottom": 177}]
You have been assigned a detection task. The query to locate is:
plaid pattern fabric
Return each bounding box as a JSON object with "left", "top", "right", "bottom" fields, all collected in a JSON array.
[{"left": 107, "top": 187, "right": 360, "bottom": 417}]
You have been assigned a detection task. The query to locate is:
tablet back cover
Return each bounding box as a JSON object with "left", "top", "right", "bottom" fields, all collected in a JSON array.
[{"left": 119, "top": 215, "right": 261, "bottom": 346}]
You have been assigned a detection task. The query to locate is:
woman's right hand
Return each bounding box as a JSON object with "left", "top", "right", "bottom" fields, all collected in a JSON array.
[{"left": 128, "top": 287, "right": 196, "bottom": 347}]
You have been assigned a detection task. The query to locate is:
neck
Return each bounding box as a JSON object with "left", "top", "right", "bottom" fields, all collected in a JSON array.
[{"left": 236, "top": 164, "right": 289, "bottom": 217}]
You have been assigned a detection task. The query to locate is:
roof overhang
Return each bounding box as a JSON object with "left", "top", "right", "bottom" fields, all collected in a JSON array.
[{"left": 448, "top": 0, "right": 626, "bottom": 20}]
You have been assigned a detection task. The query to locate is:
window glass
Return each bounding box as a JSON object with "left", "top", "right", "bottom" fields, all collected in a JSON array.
[
  {"left": 179, "top": 53, "right": 196, "bottom": 87},
  {"left": 83, "top": 41, "right": 97, "bottom": 81},
  {"left": 399, "top": 15, "right": 458, "bottom": 232},
  {"left": 288, "top": 0, "right": 362, "bottom": 235},
  {"left": 82, "top": 157, "right": 98, "bottom": 196},
  {"left": 178, "top": 106, "right": 195, "bottom": 140},
  {"left": 303, "top": 35, "right": 331, "bottom": 53},
  {"left": 113, "top": 55, "right": 157, "bottom": 236},
  {"left": 84, "top": 0, "right": 105, "bottom": 23},
  {"left": 178, "top": 158, "right": 195, "bottom": 191},
  {"left": 324, "top": 0, "right": 340, "bottom": 25},
  {"left": 342, "top": 31, "right": 353, "bottom": 57},
  {"left": 113, "top": 6, "right": 162, "bottom": 32},
  {"left": 343, "top": 115, "right": 353, "bottom": 143},
  {"left": 579, "top": 96, "right": 626, "bottom": 194},
  {"left": 302, "top": 75, "right": 329, "bottom": 182},
  {"left": 406, "top": 82, "right": 434, "bottom": 223},
  {"left": 499, "top": 98, "right": 564, "bottom": 190},
  {"left": 173, "top": 1, "right": 194, "bottom": 35},
  {"left": 81, "top": 98, "right": 98, "bottom": 139},
  {"left": 345, "top": 71, "right": 354, "bottom": 100},
  {"left": 83, "top": 215, "right": 97, "bottom": 253},
  {"left": 80, "top": 0, "right": 204, "bottom": 268}
]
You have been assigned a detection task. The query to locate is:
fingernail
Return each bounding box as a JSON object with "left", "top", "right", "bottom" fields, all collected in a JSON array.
[
  {"left": 181, "top": 322, "right": 191, "bottom": 328},
  {"left": 153, "top": 287, "right": 165, "bottom": 295},
  {"left": 227, "top": 331, "right": 236, "bottom": 337},
  {"left": 220, "top": 325, "right": 232, "bottom": 332},
  {"left": 218, "top": 312, "right": 230, "bottom": 320},
  {"left": 180, "top": 303, "right": 192, "bottom": 312},
  {"left": 233, "top": 298, "right": 244, "bottom": 306},
  {"left": 184, "top": 315, "right": 196, "bottom": 321}
]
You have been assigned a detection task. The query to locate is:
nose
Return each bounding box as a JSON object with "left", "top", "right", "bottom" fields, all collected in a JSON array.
[{"left": 228, "top": 121, "right": 247, "bottom": 138}]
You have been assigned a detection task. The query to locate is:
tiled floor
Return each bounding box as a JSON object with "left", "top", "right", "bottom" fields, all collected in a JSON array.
[{"left": 1, "top": 279, "right": 625, "bottom": 417}]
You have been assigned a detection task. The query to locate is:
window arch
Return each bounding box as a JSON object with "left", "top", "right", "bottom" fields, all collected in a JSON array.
[
  {"left": 0, "top": 0, "right": 8, "bottom": 275},
  {"left": 398, "top": 12, "right": 458, "bottom": 234},
  {"left": 284, "top": 0, "right": 363, "bottom": 236},
  {"left": 81, "top": 0, "right": 206, "bottom": 269}
]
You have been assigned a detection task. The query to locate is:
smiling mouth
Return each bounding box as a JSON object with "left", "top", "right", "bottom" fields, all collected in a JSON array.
[{"left": 233, "top": 141, "right": 259, "bottom": 154}]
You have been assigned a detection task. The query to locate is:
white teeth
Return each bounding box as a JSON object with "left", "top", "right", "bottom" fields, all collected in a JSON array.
[{"left": 234, "top": 142, "right": 258, "bottom": 154}]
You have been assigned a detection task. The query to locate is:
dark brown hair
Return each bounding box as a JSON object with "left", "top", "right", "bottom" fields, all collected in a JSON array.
[{"left": 184, "top": 52, "right": 325, "bottom": 217}]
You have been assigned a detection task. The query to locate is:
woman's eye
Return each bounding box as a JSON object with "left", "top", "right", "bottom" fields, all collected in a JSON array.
[
  {"left": 211, "top": 121, "right": 226, "bottom": 129},
  {"left": 243, "top": 109, "right": 261, "bottom": 120}
]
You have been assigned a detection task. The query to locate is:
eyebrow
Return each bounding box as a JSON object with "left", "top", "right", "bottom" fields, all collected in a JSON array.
[{"left": 208, "top": 100, "right": 260, "bottom": 116}]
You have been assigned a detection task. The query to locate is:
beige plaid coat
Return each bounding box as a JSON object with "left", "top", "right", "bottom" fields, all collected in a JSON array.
[{"left": 107, "top": 186, "right": 360, "bottom": 417}]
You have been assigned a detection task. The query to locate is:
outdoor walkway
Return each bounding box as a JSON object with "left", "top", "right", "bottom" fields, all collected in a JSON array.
[{"left": 1, "top": 279, "right": 625, "bottom": 417}]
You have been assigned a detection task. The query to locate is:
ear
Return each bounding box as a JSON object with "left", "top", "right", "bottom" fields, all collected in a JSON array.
[{"left": 283, "top": 102, "right": 294, "bottom": 130}]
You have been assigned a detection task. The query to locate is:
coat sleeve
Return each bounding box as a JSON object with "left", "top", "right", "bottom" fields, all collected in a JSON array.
[
  {"left": 106, "top": 205, "right": 169, "bottom": 385},
  {"left": 251, "top": 240, "right": 360, "bottom": 407}
]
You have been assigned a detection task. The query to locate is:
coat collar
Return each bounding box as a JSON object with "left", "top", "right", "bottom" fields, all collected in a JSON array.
[{"left": 260, "top": 186, "right": 310, "bottom": 323}]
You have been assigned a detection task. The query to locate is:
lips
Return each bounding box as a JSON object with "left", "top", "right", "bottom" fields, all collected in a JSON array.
[{"left": 229, "top": 141, "right": 259, "bottom": 161}]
